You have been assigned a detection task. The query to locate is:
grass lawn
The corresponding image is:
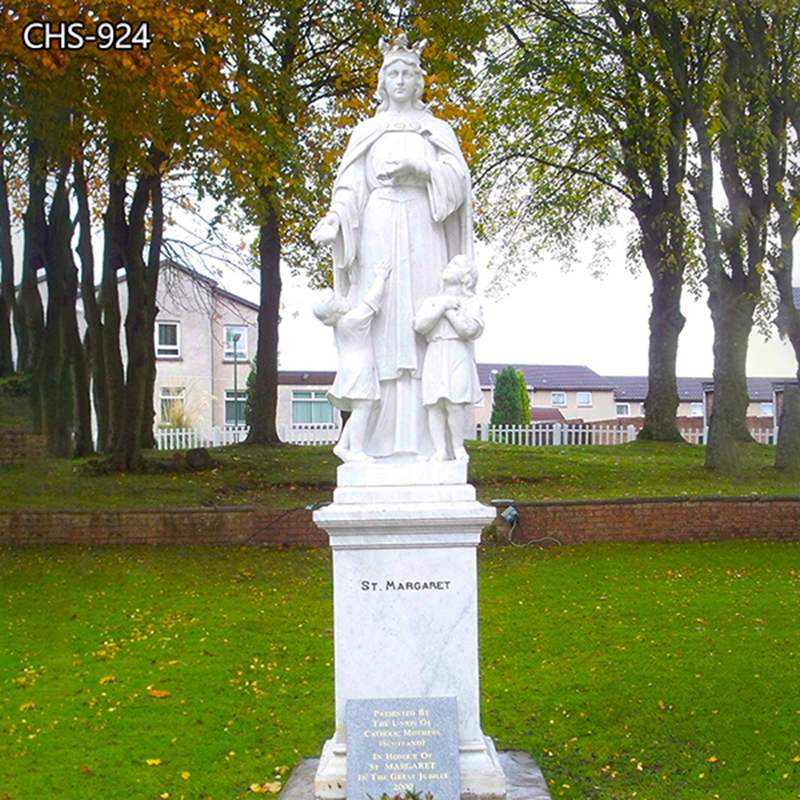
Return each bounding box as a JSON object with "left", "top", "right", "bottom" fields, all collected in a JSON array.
[
  {"left": 1, "top": 542, "right": 799, "bottom": 800},
  {"left": 0, "top": 440, "right": 796, "bottom": 512}
]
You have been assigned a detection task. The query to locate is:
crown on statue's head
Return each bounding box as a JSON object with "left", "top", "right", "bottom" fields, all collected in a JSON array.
[{"left": 378, "top": 32, "right": 427, "bottom": 68}]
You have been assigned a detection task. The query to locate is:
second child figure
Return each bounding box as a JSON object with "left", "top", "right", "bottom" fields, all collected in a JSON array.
[
  {"left": 312, "top": 262, "right": 391, "bottom": 462},
  {"left": 413, "top": 255, "right": 484, "bottom": 461}
]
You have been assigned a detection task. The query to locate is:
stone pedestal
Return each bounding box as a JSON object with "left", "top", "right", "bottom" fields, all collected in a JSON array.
[{"left": 313, "top": 461, "right": 507, "bottom": 800}]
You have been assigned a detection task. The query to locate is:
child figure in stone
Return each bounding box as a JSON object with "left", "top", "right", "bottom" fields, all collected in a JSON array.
[
  {"left": 413, "top": 255, "right": 484, "bottom": 462},
  {"left": 313, "top": 262, "right": 391, "bottom": 462}
]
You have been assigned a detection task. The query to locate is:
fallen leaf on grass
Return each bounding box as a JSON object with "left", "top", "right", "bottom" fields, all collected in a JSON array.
[
  {"left": 145, "top": 758, "right": 162, "bottom": 766},
  {"left": 147, "top": 687, "right": 171, "bottom": 699},
  {"left": 99, "top": 675, "right": 115, "bottom": 685},
  {"left": 250, "top": 781, "right": 282, "bottom": 793},
  {"left": 19, "top": 702, "right": 35, "bottom": 711},
  {"left": 181, "top": 771, "right": 190, "bottom": 780}
]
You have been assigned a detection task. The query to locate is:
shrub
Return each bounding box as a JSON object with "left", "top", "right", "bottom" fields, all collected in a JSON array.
[
  {"left": 490, "top": 366, "right": 524, "bottom": 425},
  {"left": 0, "top": 372, "right": 32, "bottom": 397}
]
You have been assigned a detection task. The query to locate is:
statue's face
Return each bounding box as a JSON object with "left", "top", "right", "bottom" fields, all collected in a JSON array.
[{"left": 383, "top": 60, "right": 418, "bottom": 104}]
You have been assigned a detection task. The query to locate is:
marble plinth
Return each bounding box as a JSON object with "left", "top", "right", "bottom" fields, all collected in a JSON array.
[
  {"left": 284, "top": 752, "right": 551, "bottom": 800},
  {"left": 312, "top": 463, "right": 506, "bottom": 799}
]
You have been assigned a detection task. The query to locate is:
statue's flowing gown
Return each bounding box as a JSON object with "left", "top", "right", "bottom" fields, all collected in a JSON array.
[{"left": 329, "top": 111, "right": 473, "bottom": 457}]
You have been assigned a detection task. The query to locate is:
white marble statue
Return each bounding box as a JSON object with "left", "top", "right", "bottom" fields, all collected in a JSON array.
[
  {"left": 413, "top": 255, "right": 484, "bottom": 462},
  {"left": 312, "top": 33, "right": 477, "bottom": 461},
  {"left": 312, "top": 263, "right": 391, "bottom": 462}
]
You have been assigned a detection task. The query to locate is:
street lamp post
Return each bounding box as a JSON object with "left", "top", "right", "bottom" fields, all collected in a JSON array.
[{"left": 232, "top": 333, "right": 241, "bottom": 442}]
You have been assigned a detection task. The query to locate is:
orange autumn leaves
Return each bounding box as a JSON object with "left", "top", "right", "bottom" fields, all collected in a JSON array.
[{"left": 0, "top": 1, "right": 247, "bottom": 182}]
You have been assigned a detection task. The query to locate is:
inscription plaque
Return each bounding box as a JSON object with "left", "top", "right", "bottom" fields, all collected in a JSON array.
[{"left": 345, "top": 697, "right": 460, "bottom": 800}]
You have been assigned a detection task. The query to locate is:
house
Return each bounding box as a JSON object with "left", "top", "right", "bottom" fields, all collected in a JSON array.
[
  {"left": 149, "top": 261, "right": 258, "bottom": 429},
  {"left": 606, "top": 375, "right": 778, "bottom": 423},
  {"left": 276, "top": 370, "right": 339, "bottom": 441},
  {"left": 15, "top": 260, "right": 259, "bottom": 432},
  {"left": 474, "top": 363, "right": 619, "bottom": 424}
]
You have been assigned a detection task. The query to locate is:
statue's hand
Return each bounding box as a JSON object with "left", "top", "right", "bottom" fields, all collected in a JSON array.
[
  {"left": 378, "top": 158, "right": 428, "bottom": 182},
  {"left": 311, "top": 213, "right": 339, "bottom": 245}
]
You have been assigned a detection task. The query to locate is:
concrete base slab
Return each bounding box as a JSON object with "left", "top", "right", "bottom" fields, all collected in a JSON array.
[{"left": 282, "top": 751, "right": 551, "bottom": 800}]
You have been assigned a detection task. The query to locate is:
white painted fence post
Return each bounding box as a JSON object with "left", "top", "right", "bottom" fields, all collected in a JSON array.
[
  {"left": 627, "top": 424, "right": 636, "bottom": 443},
  {"left": 553, "top": 422, "right": 562, "bottom": 446}
]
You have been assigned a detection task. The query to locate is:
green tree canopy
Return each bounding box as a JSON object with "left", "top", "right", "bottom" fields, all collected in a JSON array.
[{"left": 517, "top": 369, "right": 531, "bottom": 425}]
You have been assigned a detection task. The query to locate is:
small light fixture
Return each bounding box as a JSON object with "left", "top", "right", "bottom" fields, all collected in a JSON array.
[{"left": 500, "top": 505, "right": 519, "bottom": 526}]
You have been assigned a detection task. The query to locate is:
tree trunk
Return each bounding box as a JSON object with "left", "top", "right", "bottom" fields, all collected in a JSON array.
[
  {"left": 639, "top": 267, "right": 685, "bottom": 441},
  {"left": 43, "top": 162, "right": 93, "bottom": 457},
  {"left": 140, "top": 167, "right": 164, "bottom": 450},
  {"left": 19, "top": 138, "right": 47, "bottom": 431},
  {"left": 100, "top": 146, "right": 126, "bottom": 452},
  {"left": 705, "top": 278, "right": 756, "bottom": 470},
  {"left": 74, "top": 156, "right": 107, "bottom": 451},
  {"left": 0, "top": 151, "right": 15, "bottom": 377},
  {"left": 61, "top": 193, "right": 93, "bottom": 457},
  {"left": 39, "top": 164, "right": 74, "bottom": 457},
  {"left": 110, "top": 171, "right": 152, "bottom": 472},
  {"left": 771, "top": 205, "right": 800, "bottom": 470},
  {"left": 776, "top": 385, "right": 800, "bottom": 473},
  {"left": 635, "top": 202, "right": 686, "bottom": 442},
  {"left": 246, "top": 196, "right": 281, "bottom": 444}
]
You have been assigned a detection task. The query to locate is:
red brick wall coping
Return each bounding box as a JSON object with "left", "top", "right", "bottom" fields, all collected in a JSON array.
[
  {"left": 1, "top": 496, "right": 798, "bottom": 547},
  {"left": 493, "top": 496, "right": 800, "bottom": 545},
  {"left": 0, "top": 506, "right": 327, "bottom": 548}
]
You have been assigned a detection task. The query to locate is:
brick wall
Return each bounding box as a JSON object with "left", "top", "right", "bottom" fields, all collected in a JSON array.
[
  {"left": 1, "top": 497, "right": 798, "bottom": 547},
  {"left": 0, "top": 507, "right": 327, "bottom": 548},
  {"left": 0, "top": 431, "right": 46, "bottom": 465},
  {"left": 493, "top": 496, "right": 800, "bottom": 545}
]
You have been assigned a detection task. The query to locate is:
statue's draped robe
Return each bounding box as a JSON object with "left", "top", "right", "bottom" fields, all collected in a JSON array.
[{"left": 329, "top": 111, "right": 474, "bottom": 457}]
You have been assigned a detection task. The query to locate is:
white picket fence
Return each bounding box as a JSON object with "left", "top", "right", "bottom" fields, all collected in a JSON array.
[
  {"left": 155, "top": 422, "right": 776, "bottom": 451},
  {"left": 155, "top": 423, "right": 340, "bottom": 450},
  {"left": 473, "top": 423, "right": 777, "bottom": 447},
  {"left": 474, "top": 422, "right": 637, "bottom": 445},
  {"left": 277, "top": 423, "right": 341, "bottom": 445},
  {"left": 155, "top": 425, "right": 249, "bottom": 450}
]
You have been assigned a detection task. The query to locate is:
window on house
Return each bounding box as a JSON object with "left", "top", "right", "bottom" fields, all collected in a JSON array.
[
  {"left": 616, "top": 403, "right": 630, "bottom": 416},
  {"left": 577, "top": 391, "right": 593, "bottom": 407},
  {"left": 156, "top": 321, "right": 180, "bottom": 358},
  {"left": 761, "top": 402, "right": 774, "bottom": 416},
  {"left": 690, "top": 402, "right": 704, "bottom": 416},
  {"left": 292, "top": 390, "right": 334, "bottom": 424},
  {"left": 225, "top": 390, "right": 248, "bottom": 426},
  {"left": 224, "top": 325, "right": 248, "bottom": 360},
  {"left": 159, "top": 386, "right": 186, "bottom": 425},
  {"left": 551, "top": 391, "right": 567, "bottom": 407}
]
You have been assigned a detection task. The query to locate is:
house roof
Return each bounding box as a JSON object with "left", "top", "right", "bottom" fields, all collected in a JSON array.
[
  {"left": 608, "top": 375, "right": 709, "bottom": 402},
  {"left": 608, "top": 375, "right": 781, "bottom": 402},
  {"left": 530, "top": 406, "right": 567, "bottom": 422},
  {"left": 164, "top": 260, "right": 259, "bottom": 313},
  {"left": 277, "top": 366, "right": 788, "bottom": 402},
  {"left": 477, "top": 363, "right": 617, "bottom": 390}
]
